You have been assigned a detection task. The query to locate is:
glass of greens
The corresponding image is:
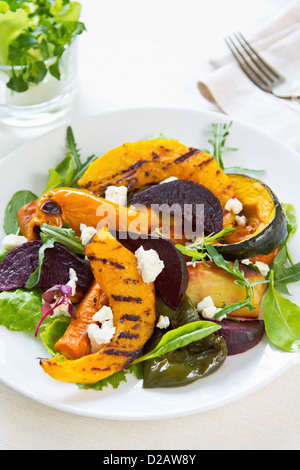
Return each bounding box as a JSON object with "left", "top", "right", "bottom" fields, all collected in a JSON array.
[{"left": 0, "top": 0, "right": 85, "bottom": 126}]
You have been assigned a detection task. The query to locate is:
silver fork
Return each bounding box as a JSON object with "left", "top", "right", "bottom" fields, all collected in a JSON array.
[{"left": 225, "top": 32, "right": 300, "bottom": 99}]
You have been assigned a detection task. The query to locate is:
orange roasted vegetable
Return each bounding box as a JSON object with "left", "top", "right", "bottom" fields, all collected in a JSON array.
[
  {"left": 17, "top": 200, "right": 37, "bottom": 237},
  {"left": 26, "top": 187, "right": 159, "bottom": 241},
  {"left": 77, "top": 138, "right": 236, "bottom": 216},
  {"left": 249, "top": 247, "right": 280, "bottom": 266},
  {"left": 40, "top": 228, "right": 156, "bottom": 384},
  {"left": 54, "top": 281, "right": 108, "bottom": 359}
]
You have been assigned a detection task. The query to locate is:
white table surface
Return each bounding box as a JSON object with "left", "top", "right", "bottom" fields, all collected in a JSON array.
[{"left": 0, "top": 0, "right": 299, "bottom": 451}]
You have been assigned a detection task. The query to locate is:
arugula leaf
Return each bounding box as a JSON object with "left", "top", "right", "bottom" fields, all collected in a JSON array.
[
  {"left": 207, "top": 121, "right": 264, "bottom": 175},
  {"left": 176, "top": 230, "right": 268, "bottom": 316},
  {"left": 3, "top": 189, "right": 37, "bottom": 235},
  {"left": 224, "top": 166, "right": 265, "bottom": 176},
  {"left": 42, "top": 126, "right": 97, "bottom": 192},
  {"left": 208, "top": 122, "right": 237, "bottom": 170},
  {"left": 263, "top": 271, "right": 300, "bottom": 352},
  {"left": 273, "top": 262, "right": 300, "bottom": 296},
  {"left": 65, "top": 126, "right": 98, "bottom": 185},
  {"left": 39, "top": 224, "right": 84, "bottom": 255},
  {"left": 132, "top": 321, "right": 221, "bottom": 364},
  {"left": 0, "top": 288, "right": 43, "bottom": 332},
  {"left": 175, "top": 228, "right": 236, "bottom": 265}
]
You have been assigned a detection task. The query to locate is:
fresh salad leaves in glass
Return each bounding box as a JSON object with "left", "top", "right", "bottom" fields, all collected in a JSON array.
[{"left": 0, "top": 0, "right": 85, "bottom": 92}]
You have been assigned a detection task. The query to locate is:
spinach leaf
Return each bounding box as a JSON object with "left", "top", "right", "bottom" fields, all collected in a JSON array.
[
  {"left": 0, "top": 288, "right": 43, "bottom": 332},
  {"left": 3, "top": 190, "right": 37, "bottom": 235},
  {"left": 263, "top": 272, "right": 300, "bottom": 352},
  {"left": 132, "top": 320, "right": 221, "bottom": 364},
  {"left": 25, "top": 238, "right": 55, "bottom": 289}
]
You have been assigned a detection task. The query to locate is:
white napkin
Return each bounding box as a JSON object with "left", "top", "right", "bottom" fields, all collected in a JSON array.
[{"left": 198, "top": 0, "right": 300, "bottom": 153}]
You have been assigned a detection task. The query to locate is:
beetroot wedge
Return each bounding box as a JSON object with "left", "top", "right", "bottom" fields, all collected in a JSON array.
[
  {"left": 201, "top": 316, "right": 265, "bottom": 355},
  {"left": 0, "top": 240, "right": 93, "bottom": 295},
  {"left": 131, "top": 179, "right": 223, "bottom": 236}
]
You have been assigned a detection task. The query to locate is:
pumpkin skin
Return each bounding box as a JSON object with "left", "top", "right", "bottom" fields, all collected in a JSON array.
[{"left": 215, "top": 174, "right": 288, "bottom": 260}]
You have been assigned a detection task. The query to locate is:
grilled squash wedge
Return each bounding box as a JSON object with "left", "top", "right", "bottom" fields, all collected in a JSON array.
[
  {"left": 77, "top": 138, "right": 236, "bottom": 217},
  {"left": 216, "top": 174, "right": 288, "bottom": 259},
  {"left": 40, "top": 228, "right": 156, "bottom": 384}
]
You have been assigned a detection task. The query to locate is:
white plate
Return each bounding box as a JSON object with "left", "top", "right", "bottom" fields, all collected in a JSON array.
[{"left": 0, "top": 107, "right": 299, "bottom": 420}]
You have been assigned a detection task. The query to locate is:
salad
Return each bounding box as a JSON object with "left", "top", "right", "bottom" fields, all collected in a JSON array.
[{"left": 0, "top": 122, "right": 299, "bottom": 391}]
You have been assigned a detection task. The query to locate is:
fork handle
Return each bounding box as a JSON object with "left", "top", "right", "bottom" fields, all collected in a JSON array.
[{"left": 272, "top": 82, "right": 300, "bottom": 99}]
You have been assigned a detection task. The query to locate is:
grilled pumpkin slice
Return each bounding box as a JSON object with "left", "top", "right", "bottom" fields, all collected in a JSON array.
[
  {"left": 216, "top": 174, "right": 288, "bottom": 260},
  {"left": 40, "top": 228, "right": 156, "bottom": 384},
  {"left": 77, "top": 138, "right": 236, "bottom": 217}
]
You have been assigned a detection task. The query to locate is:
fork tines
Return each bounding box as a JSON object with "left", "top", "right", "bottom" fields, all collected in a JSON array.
[{"left": 225, "top": 32, "right": 283, "bottom": 91}]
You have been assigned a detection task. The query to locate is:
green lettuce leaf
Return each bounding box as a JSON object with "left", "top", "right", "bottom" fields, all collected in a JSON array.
[
  {"left": 0, "top": 8, "right": 29, "bottom": 64},
  {"left": 0, "top": 288, "right": 43, "bottom": 332},
  {"left": 40, "top": 315, "right": 71, "bottom": 356}
]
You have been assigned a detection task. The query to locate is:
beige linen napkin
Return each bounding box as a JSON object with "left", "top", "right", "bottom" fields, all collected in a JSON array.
[{"left": 198, "top": 0, "right": 300, "bottom": 153}]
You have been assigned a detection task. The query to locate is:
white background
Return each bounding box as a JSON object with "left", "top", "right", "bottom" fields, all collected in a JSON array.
[{"left": 0, "top": 0, "right": 299, "bottom": 450}]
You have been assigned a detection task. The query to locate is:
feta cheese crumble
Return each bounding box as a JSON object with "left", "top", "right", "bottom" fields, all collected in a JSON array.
[
  {"left": 2, "top": 234, "right": 27, "bottom": 250},
  {"left": 105, "top": 185, "right": 128, "bottom": 206},
  {"left": 197, "top": 295, "right": 227, "bottom": 321},
  {"left": 235, "top": 215, "right": 247, "bottom": 227},
  {"left": 159, "top": 176, "right": 178, "bottom": 184},
  {"left": 156, "top": 315, "right": 170, "bottom": 329},
  {"left": 135, "top": 245, "right": 165, "bottom": 283},
  {"left": 241, "top": 259, "right": 270, "bottom": 277},
  {"left": 80, "top": 224, "right": 97, "bottom": 246},
  {"left": 225, "top": 197, "right": 243, "bottom": 215},
  {"left": 253, "top": 261, "right": 270, "bottom": 277},
  {"left": 67, "top": 268, "right": 78, "bottom": 296},
  {"left": 87, "top": 305, "right": 116, "bottom": 353}
]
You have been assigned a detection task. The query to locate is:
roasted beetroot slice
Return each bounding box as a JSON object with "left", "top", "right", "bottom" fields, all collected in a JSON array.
[
  {"left": 0, "top": 241, "right": 93, "bottom": 293},
  {"left": 201, "top": 317, "right": 265, "bottom": 355},
  {"left": 131, "top": 179, "right": 223, "bottom": 236},
  {"left": 114, "top": 231, "right": 189, "bottom": 310}
]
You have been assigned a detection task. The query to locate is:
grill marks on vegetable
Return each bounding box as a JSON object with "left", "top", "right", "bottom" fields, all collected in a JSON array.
[
  {"left": 110, "top": 146, "right": 202, "bottom": 190},
  {"left": 88, "top": 254, "right": 126, "bottom": 271}
]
